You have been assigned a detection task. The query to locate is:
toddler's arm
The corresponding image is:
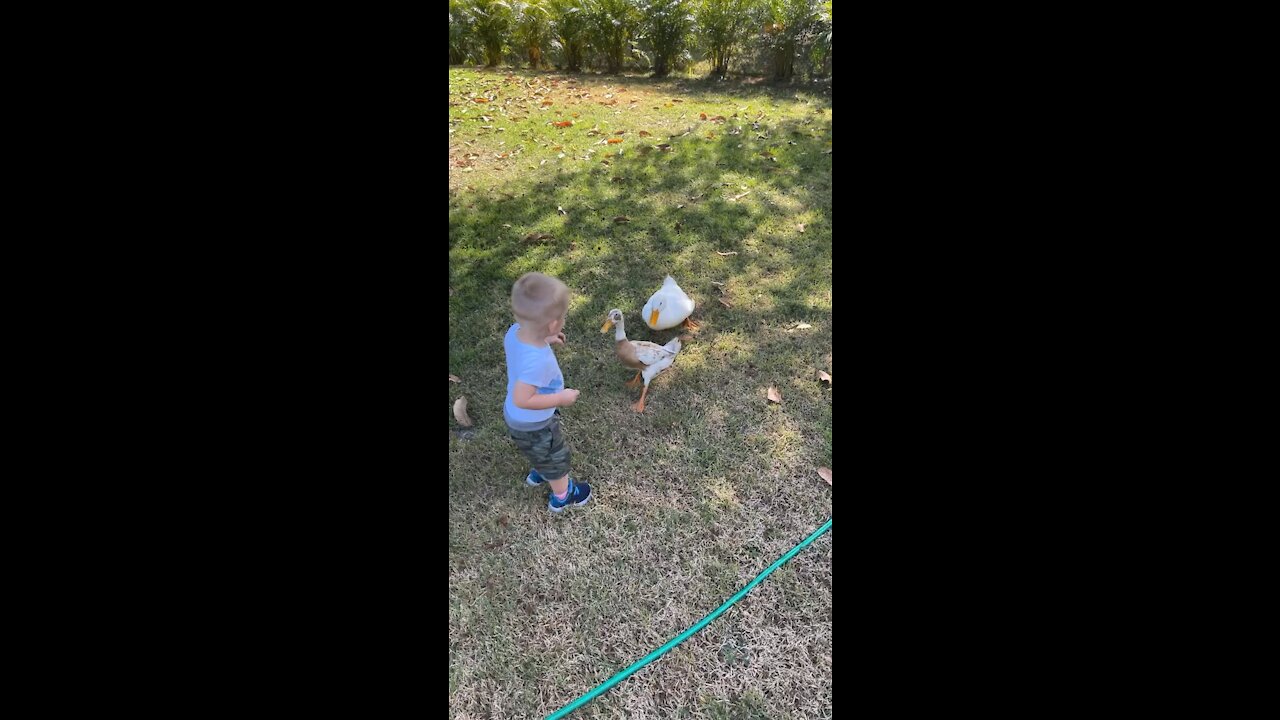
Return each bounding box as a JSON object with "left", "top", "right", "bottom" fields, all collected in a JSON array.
[{"left": 512, "top": 382, "right": 579, "bottom": 410}]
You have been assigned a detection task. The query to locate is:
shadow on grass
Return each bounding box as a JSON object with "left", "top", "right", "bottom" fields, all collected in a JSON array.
[{"left": 450, "top": 114, "right": 831, "bottom": 333}]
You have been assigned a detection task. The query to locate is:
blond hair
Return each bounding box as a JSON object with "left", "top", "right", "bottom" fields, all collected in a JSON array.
[{"left": 511, "top": 272, "right": 569, "bottom": 330}]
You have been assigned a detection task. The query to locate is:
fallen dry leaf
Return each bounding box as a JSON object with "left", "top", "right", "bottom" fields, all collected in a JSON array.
[
  {"left": 522, "top": 232, "right": 555, "bottom": 242},
  {"left": 454, "top": 396, "right": 473, "bottom": 427},
  {"left": 614, "top": 130, "right": 626, "bottom": 135},
  {"left": 613, "top": 215, "right": 630, "bottom": 223},
  {"left": 817, "top": 467, "right": 832, "bottom": 485},
  {"left": 473, "top": 97, "right": 489, "bottom": 103},
  {"left": 818, "top": 370, "right": 831, "bottom": 385},
  {"left": 639, "top": 130, "right": 651, "bottom": 137},
  {"left": 449, "top": 374, "right": 461, "bottom": 383},
  {"left": 730, "top": 190, "right": 751, "bottom": 201},
  {"left": 716, "top": 251, "right": 738, "bottom": 256},
  {"left": 553, "top": 120, "right": 573, "bottom": 128},
  {"left": 607, "top": 137, "right": 623, "bottom": 144},
  {"left": 719, "top": 298, "right": 732, "bottom": 308},
  {"left": 700, "top": 112, "right": 708, "bottom": 120},
  {"left": 798, "top": 223, "right": 807, "bottom": 233},
  {"left": 767, "top": 386, "right": 782, "bottom": 403},
  {"left": 541, "top": 99, "right": 554, "bottom": 106},
  {"left": 795, "top": 322, "right": 812, "bottom": 329}
]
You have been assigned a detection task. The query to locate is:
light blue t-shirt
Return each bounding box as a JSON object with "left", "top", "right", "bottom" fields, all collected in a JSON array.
[{"left": 503, "top": 323, "right": 564, "bottom": 430}]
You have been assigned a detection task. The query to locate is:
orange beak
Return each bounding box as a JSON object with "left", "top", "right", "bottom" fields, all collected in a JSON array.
[
  {"left": 601, "top": 319, "right": 614, "bottom": 332},
  {"left": 649, "top": 309, "right": 659, "bottom": 327}
]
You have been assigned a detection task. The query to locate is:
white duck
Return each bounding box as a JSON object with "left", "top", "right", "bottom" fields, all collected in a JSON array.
[
  {"left": 642, "top": 275, "right": 698, "bottom": 331},
  {"left": 601, "top": 309, "right": 681, "bottom": 412}
]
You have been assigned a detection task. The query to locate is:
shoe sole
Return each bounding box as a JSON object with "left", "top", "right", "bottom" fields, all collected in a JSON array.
[
  {"left": 548, "top": 487, "right": 592, "bottom": 513},
  {"left": 526, "top": 475, "right": 545, "bottom": 486}
]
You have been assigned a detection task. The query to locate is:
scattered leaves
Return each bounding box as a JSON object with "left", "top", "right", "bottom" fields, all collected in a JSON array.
[
  {"left": 613, "top": 215, "right": 630, "bottom": 223},
  {"left": 552, "top": 120, "right": 573, "bottom": 128},
  {"left": 795, "top": 322, "right": 813, "bottom": 329},
  {"left": 730, "top": 190, "right": 751, "bottom": 201},
  {"left": 453, "top": 396, "right": 473, "bottom": 427},
  {"left": 716, "top": 251, "right": 738, "bottom": 256},
  {"left": 818, "top": 370, "right": 831, "bottom": 385},
  {"left": 798, "top": 223, "right": 807, "bottom": 233},
  {"left": 817, "top": 467, "right": 832, "bottom": 485},
  {"left": 473, "top": 97, "right": 489, "bottom": 103},
  {"left": 522, "top": 232, "right": 555, "bottom": 242},
  {"left": 607, "top": 137, "right": 623, "bottom": 144},
  {"left": 700, "top": 112, "right": 708, "bottom": 120},
  {"left": 767, "top": 386, "right": 782, "bottom": 403},
  {"left": 639, "top": 130, "right": 651, "bottom": 137},
  {"left": 719, "top": 298, "right": 732, "bottom": 308},
  {"left": 449, "top": 374, "right": 461, "bottom": 383}
]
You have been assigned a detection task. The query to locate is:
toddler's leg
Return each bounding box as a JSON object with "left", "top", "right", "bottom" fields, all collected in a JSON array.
[{"left": 547, "top": 474, "right": 570, "bottom": 499}]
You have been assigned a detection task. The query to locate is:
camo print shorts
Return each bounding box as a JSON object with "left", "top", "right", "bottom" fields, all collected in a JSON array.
[{"left": 507, "top": 416, "right": 571, "bottom": 480}]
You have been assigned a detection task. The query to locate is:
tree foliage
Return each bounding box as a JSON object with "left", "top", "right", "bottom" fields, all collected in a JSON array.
[
  {"left": 588, "top": 0, "right": 642, "bottom": 74},
  {"left": 470, "top": 0, "right": 514, "bottom": 67},
  {"left": 697, "top": 0, "right": 753, "bottom": 76},
  {"left": 513, "top": 0, "right": 553, "bottom": 68},
  {"left": 637, "top": 0, "right": 696, "bottom": 77},
  {"left": 548, "top": 0, "right": 591, "bottom": 71}
]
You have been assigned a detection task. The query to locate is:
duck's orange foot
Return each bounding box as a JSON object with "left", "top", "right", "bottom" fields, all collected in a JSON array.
[
  {"left": 630, "top": 398, "right": 647, "bottom": 412},
  {"left": 682, "top": 317, "right": 700, "bottom": 331},
  {"left": 625, "top": 372, "right": 643, "bottom": 388}
]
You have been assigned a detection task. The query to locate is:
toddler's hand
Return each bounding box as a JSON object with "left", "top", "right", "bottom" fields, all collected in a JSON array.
[
  {"left": 559, "top": 388, "right": 580, "bottom": 406},
  {"left": 546, "top": 331, "right": 567, "bottom": 346}
]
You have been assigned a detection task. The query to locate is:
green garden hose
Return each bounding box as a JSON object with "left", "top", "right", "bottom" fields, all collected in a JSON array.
[{"left": 545, "top": 517, "right": 833, "bottom": 720}]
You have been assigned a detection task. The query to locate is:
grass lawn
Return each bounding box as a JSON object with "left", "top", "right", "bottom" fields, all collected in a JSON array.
[{"left": 449, "top": 67, "right": 832, "bottom": 719}]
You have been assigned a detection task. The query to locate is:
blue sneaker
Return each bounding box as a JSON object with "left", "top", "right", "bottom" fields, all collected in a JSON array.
[
  {"left": 548, "top": 478, "right": 591, "bottom": 513},
  {"left": 526, "top": 468, "right": 547, "bottom": 486}
]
